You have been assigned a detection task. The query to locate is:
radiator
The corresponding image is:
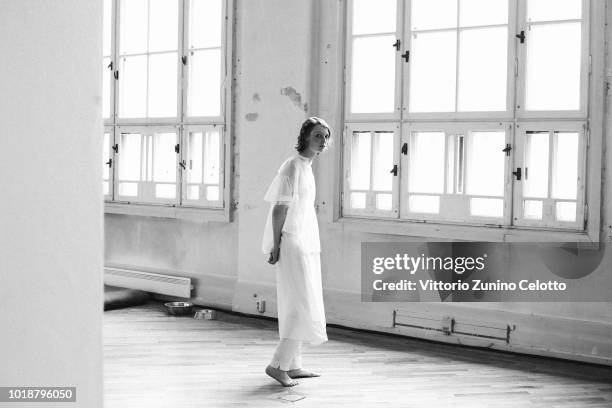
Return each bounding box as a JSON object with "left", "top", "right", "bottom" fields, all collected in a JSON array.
[{"left": 104, "top": 267, "right": 192, "bottom": 298}]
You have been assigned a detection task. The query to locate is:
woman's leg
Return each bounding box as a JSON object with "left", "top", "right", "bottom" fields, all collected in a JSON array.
[{"left": 266, "top": 339, "right": 301, "bottom": 387}]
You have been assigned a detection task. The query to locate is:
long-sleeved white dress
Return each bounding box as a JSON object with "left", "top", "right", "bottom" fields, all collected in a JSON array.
[{"left": 262, "top": 154, "right": 328, "bottom": 345}]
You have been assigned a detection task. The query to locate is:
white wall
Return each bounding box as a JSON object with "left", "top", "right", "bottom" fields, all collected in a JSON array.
[{"left": 0, "top": 1, "right": 103, "bottom": 406}]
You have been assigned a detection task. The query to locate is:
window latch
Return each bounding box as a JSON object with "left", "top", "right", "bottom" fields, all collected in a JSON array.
[
  {"left": 390, "top": 164, "right": 398, "bottom": 176},
  {"left": 113, "top": 70, "right": 119, "bottom": 80},
  {"left": 175, "top": 144, "right": 180, "bottom": 154},
  {"left": 105, "top": 158, "right": 112, "bottom": 167},
  {"left": 392, "top": 39, "right": 401, "bottom": 51},
  {"left": 512, "top": 167, "right": 522, "bottom": 180},
  {"left": 516, "top": 30, "right": 525, "bottom": 44},
  {"left": 502, "top": 144, "right": 512, "bottom": 156},
  {"left": 401, "top": 142, "right": 408, "bottom": 155},
  {"left": 107, "top": 61, "right": 113, "bottom": 70},
  {"left": 181, "top": 55, "right": 187, "bottom": 65},
  {"left": 112, "top": 144, "right": 118, "bottom": 153},
  {"left": 401, "top": 50, "right": 410, "bottom": 62},
  {"left": 179, "top": 160, "right": 186, "bottom": 170}
]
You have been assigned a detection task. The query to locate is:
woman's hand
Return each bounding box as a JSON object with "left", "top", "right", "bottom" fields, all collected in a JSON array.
[{"left": 268, "top": 246, "right": 281, "bottom": 264}]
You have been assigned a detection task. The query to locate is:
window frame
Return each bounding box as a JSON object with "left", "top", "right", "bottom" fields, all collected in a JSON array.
[
  {"left": 339, "top": 0, "right": 603, "bottom": 242},
  {"left": 103, "top": 0, "right": 233, "bottom": 221}
]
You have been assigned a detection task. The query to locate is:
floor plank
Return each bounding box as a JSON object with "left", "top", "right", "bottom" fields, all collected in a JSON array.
[{"left": 104, "top": 302, "right": 612, "bottom": 408}]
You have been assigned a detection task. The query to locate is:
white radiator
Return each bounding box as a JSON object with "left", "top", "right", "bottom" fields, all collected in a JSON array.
[{"left": 104, "top": 267, "right": 192, "bottom": 298}]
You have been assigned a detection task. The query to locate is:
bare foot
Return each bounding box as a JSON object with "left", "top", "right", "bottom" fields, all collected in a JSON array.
[
  {"left": 287, "top": 368, "right": 321, "bottom": 379},
  {"left": 265, "top": 365, "right": 299, "bottom": 387}
]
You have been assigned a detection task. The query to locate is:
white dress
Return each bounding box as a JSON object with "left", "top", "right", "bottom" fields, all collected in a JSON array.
[{"left": 262, "top": 154, "right": 328, "bottom": 345}]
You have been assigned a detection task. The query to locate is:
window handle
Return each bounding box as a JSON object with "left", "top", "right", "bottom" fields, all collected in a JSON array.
[
  {"left": 179, "top": 160, "right": 186, "bottom": 170},
  {"left": 107, "top": 61, "right": 113, "bottom": 70},
  {"left": 401, "top": 50, "right": 410, "bottom": 62},
  {"left": 392, "top": 39, "right": 401, "bottom": 51},
  {"left": 516, "top": 30, "right": 525, "bottom": 44},
  {"left": 390, "top": 164, "right": 398, "bottom": 176},
  {"left": 513, "top": 167, "right": 522, "bottom": 181},
  {"left": 112, "top": 144, "right": 118, "bottom": 153},
  {"left": 181, "top": 55, "right": 187, "bottom": 65},
  {"left": 113, "top": 70, "right": 119, "bottom": 80},
  {"left": 175, "top": 144, "right": 180, "bottom": 154},
  {"left": 105, "top": 158, "right": 112, "bottom": 167},
  {"left": 401, "top": 142, "right": 408, "bottom": 155},
  {"left": 502, "top": 144, "right": 512, "bottom": 156}
]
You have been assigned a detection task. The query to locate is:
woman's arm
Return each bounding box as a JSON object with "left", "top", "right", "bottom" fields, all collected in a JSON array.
[{"left": 268, "top": 203, "right": 289, "bottom": 264}]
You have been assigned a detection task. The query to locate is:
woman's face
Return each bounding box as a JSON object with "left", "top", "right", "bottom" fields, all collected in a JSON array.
[{"left": 303, "top": 124, "right": 330, "bottom": 156}]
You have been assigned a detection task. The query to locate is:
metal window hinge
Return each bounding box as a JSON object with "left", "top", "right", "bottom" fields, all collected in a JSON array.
[
  {"left": 516, "top": 30, "right": 525, "bottom": 44},
  {"left": 401, "top": 142, "right": 408, "bottom": 155},
  {"left": 113, "top": 70, "right": 119, "bottom": 80}
]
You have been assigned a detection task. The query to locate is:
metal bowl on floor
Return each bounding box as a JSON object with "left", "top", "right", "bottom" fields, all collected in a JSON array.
[{"left": 164, "top": 301, "right": 193, "bottom": 316}]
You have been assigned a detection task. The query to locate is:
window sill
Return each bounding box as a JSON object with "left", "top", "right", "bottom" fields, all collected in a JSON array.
[
  {"left": 104, "top": 202, "right": 228, "bottom": 223},
  {"left": 334, "top": 216, "right": 597, "bottom": 244}
]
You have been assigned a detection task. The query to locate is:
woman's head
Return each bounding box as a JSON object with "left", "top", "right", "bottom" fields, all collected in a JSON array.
[{"left": 295, "top": 117, "right": 332, "bottom": 155}]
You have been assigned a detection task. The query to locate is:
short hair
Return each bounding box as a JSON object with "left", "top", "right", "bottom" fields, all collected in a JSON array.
[{"left": 295, "top": 117, "right": 332, "bottom": 153}]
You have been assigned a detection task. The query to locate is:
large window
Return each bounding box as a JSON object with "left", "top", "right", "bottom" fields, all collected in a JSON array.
[
  {"left": 102, "top": 0, "right": 228, "bottom": 209},
  {"left": 343, "top": 0, "right": 592, "bottom": 232}
]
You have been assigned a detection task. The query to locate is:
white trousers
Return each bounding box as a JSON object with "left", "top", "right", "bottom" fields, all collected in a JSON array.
[{"left": 270, "top": 338, "right": 302, "bottom": 371}]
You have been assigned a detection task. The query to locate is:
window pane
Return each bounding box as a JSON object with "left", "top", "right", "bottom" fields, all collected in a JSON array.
[
  {"left": 204, "top": 131, "right": 220, "bottom": 184},
  {"left": 409, "top": 195, "right": 440, "bottom": 214},
  {"left": 408, "top": 132, "right": 445, "bottom": 194},
  {"left": 465, "top": 131, "right": 505, "bottom": 196},
  {"left": 119, "top": 55, "right": 147, "bottom": 118},
  {"left": 206, "top": 186, "right": 219, "bottom": 201},
  {"left": 119, "top": 182, "right": 138, "bottom": 196},
  {"left": 103, "top": 0, "right": 112, "bottom": 56},
  {"left": 552, "top": 132, "right": 579, "bottom": 200},
  {"left": 118, "top": 133, "right": 142, "bottom": 181},
  {"left": 556, "top": 201, "right": 576, "bottom": 222},
  {"left": 148, "top": 0, "right": 178, "bottom": 53},
  {"left": 527, "top": 0, "right": 581, "bottom": 22},
  {"left": 188, "top": 132, "right": 203, "bottom": 183},
  {"left": 458, "top": 27, "right": 507, "bottom": 112},
  {"left": 446, "top": 135, "right": 455, "bottom": 194},
  {"left": 103, "top": 132, "right": 111, "bottom": 180},
  {"left": 523, "top": 200, "right": 543, "bottom": 219},
  {"left": 351, "top": 35, "right": 396, "bottom": 114},
  {"left": 350, "top": 131, "right": 371, "bottom": 190},
  {"left": 188, "top": 185, "right": 199, "bottom": 200},
  {"left": 460, "top": 0, "right": 507, "bottom": 27},
  {"left": 524, "top": 131, "right": 549, "bottom": 198},
  {"left": 350, "top": 192, "right": 366, "bottom": 209},
  {"left": 156, "top": 184, "right": 176, "bottom": 199},
  {"left": 352, "top": 0, "right": 396, "bottom": 35},
  {"left": 525, "top": 22, "right": 581, "bottom": 111},
  {"left": 471, "top": 198, "right": 503, "bottom": 218},
  {"left": 411, "top": 0, "right": 456, "bottom": 31},
  {"left": 409, "top": 31, "right": 456, "bottom": 112},
  {"left": 103, "top": 57, "right": 111, "bottom": 119},
  {"left": 372, "top": 132, "right": 394, "bottom": 191},
  {"left": 120, "top": 0, "right": 148, "bottom": 55},
  {"left": 152, "top": 133, "right": 176, "bottom": 183},
  {"left": 148, "top": 53, "right": 177, "bottom": 118},
  {"left": 376, "top": 193, "right": 392, "bottom": 211},
  {"left": 190, "top": 0, "right": 223, "bottom": 48},
  {"left": 188, "top": 49, "right": 222, "bottom": 117}
]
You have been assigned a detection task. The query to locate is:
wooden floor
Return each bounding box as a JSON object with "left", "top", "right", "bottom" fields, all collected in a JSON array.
[{"left": 104, "top": 302, "right": 612, "bottom": 408}]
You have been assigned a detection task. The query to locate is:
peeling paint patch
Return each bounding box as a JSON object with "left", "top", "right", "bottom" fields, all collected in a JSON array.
[
  {"left": 245, "top": 112, "right": 259, "bottom": 121},
  {"left": 252, "top": 93, "right": 261, "bottom": 102},
  {"left": 281, "top": 86, "right": 308, "bottom": 112}
]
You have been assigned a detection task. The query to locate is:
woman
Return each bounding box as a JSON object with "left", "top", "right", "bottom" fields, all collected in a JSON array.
[{"left": 261, "top": 117, "right": 332, "bottom": 387}]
